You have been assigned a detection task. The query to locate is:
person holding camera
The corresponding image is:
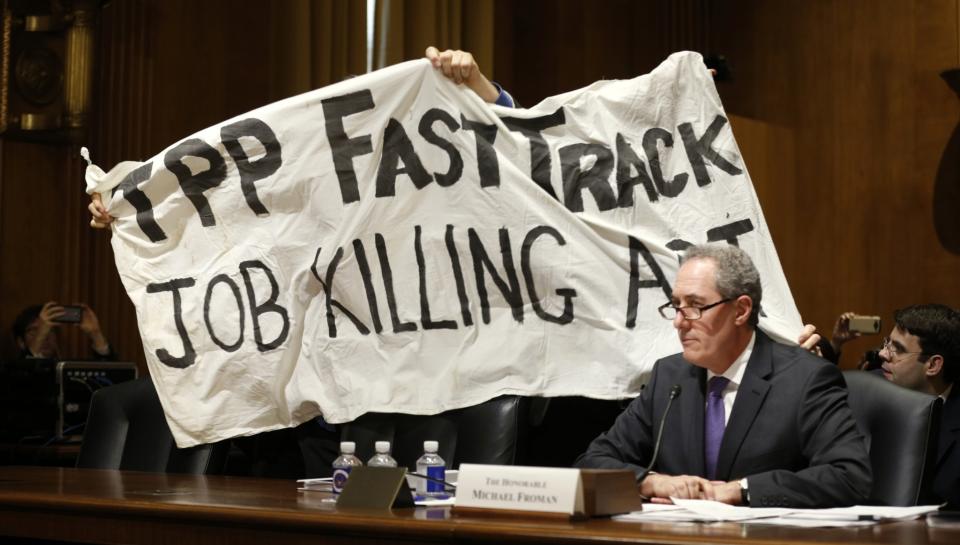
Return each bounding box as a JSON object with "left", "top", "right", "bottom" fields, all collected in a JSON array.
[
  {"left": 876, "top": 304, "right": 960, "bottom": 507},
  {"left": 12, "top": 302, "right": 114, "bottom": 360},
  {"left": 820, "top": 311, "right": 861, "bottom": 364},
  {"left": 795, "top": 312, "right": 882, "bottom": 366}
]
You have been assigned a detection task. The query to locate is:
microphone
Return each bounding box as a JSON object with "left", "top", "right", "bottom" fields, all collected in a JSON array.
[{"left": 636, "top": 384, "right": 681, "bottom": 484}]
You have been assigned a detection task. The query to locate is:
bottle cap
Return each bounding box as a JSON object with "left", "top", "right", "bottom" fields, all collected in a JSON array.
[
  {"left": 340, "top": 441, "right": 355, "bottom": 454},
  {"left": 375, "top": 440, "right": 391, "bottom": 453},
  {"left": 424, "top": 440, "right": 439, "bottom": 452}
]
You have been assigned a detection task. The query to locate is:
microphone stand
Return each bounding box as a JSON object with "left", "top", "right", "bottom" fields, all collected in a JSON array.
[{"left": 636, "top": 384, "right": 682, "bottom": 485}]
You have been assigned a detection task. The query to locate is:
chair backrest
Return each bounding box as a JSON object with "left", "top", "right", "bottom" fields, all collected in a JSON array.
[
  {"left": 842, "top": 370, "right": 942, "bottom": 505},
  {"left": 340, "top": 395, "right": 529, "bottom": 469},
  {"left": 77, "top": 377, "right": 227, "bottom": 474}
]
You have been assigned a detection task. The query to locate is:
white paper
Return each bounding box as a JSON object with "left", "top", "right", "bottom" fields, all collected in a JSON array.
[
  {"left": 615, "top": 502, "right": 942, "bottom": 527},
  {"left": 744, "top": 517, "right": 876, "bottom": 528},
  {"left": 296, "top": 476, "right": 333, "bottom": 491},
  {"left": 770, "top": 504, "right": 942, "bottom": 522},
  {"left": 669, "top": 498, "right": 791, "bottom": 521},
  {"left": 416, "top": 496, "right": 457, "bottom": 507}
]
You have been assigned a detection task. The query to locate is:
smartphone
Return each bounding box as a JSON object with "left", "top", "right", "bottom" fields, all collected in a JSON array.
[
  {"left": 848, "top": 315, "right": 881, "bottom": 334},
  {"left": 53, "top": 305, "right": 84, "bottom": 324}
]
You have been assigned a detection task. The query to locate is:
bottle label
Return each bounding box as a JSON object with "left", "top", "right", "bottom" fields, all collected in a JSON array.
[
  {"left": 426, "top": 465, "right": 446, "bottom": 494},
  {"left": 332, "top": 467, "right": 352, "bottom": 494}
]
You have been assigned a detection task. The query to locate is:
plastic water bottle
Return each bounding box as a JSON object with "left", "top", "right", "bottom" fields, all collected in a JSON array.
[
  {"left": 367, "top": 440, "right": 398, "bottom": 467},
  {"left": 415, "top": 440, "right": 446, "bottom": 498},
  {"left": 331, "top": 441, "right": 363, "bottom": 494}
]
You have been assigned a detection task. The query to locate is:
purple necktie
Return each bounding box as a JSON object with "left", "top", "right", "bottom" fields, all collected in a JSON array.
[{"left": 704, "top": 376, "right": 730, "bottom": 480}]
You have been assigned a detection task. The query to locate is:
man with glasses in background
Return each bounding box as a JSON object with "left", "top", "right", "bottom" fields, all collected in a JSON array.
[
  {"left": 576, "top": 243, "right": 871, "bottom": 507},
  {"left": 878, "top": 304, "right": 960, "bottom": 507}
]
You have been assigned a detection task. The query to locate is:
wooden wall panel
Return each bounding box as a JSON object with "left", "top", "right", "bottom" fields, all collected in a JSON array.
[
  {"left": 0, "top": 0, "right": 347, "bottom": 368},
  {"left": 4, "top": 0, "right": 958, "bottom": 373},
  {"left": 0, "top": 140, "right": 73, "bottom": 358},
  {"left": 714, "top": 0, "right": 960, "bottom": 364},
  {"left": 81, "top": 0, "right": 153, "bottom": 371},
  {"left": 84, "top": 0, "right": 349, "bottom": 370},
  {"left": 495, "top": 0, "right": 960, "bottom": 366},
  {"left": 494, "top": 0, "right": 713, "bottom": 106}
]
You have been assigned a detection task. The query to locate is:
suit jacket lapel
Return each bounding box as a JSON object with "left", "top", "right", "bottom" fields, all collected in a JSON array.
[
  {"left": 937, "top": 387, "right": 960, "bottom": 467},
  {"left": 715, "top": 331, "right": 772, "bottom": 481},
  {"left": 677, "top": 364, "right": 707, "bottom": 476}
]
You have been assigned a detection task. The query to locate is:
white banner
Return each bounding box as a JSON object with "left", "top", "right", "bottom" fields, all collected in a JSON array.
[{"left": 91, "top": 52, "right": 802, "bottom": 447}]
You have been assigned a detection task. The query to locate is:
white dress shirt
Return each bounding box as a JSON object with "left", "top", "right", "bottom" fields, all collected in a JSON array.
[{"left": 706, "top": 331, "right": 756, "bottom": 426}]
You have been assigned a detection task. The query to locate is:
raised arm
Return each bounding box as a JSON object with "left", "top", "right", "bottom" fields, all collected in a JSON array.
[{"left": 425, "top": 46, "right": 505, "bottom": 104}]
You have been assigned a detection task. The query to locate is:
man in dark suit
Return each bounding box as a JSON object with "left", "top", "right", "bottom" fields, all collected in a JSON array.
[
  {"left": 878, "top": 304, "right": 960, "bottom": 507},
  {"left": 575, "top": 244, "right": 871, "bottom": 507}
]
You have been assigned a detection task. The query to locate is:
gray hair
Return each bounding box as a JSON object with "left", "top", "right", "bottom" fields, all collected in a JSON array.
[{"left": 680, "top": 244, "right": 762, "bottom": 326}]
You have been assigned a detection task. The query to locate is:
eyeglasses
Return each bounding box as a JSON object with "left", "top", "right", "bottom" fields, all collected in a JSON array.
[
  {"left": 658, "top": 298, "right": 733, "bottom": 321},
  {"left": 879, "top": 337, "right": 925, "bottom": 359}
]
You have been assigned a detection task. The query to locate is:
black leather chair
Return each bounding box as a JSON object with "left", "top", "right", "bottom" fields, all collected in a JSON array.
[
  {"left": 340, "top": 395, "right": 529, "bottom": 469},
  {"left": 843, "top": 370, "right": 942, "bottom": 505},
  {"left": 77, "top": 377, "right": 227, "bottom": 474}
]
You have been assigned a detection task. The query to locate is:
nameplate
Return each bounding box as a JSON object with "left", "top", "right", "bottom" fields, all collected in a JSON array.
[{"left": 455, "top": 464, "right": 583, "bottom": 515}]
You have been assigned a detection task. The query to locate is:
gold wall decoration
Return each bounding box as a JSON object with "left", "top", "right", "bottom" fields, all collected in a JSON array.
[{"left": 0, "top": 0, "right": 100, "bottom": 142}]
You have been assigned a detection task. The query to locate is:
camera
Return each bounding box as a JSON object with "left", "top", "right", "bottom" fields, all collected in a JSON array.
[
  {"left": 847, "top": 315, "right": 881, "bottom": 334},
  {"left": 52, "top": 305, "right": 84, "bottom": 324}
]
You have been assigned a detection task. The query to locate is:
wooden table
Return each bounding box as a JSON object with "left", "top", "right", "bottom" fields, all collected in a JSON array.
[{"left": 0, "top": 466, "right": 956, "bottom": 545}]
